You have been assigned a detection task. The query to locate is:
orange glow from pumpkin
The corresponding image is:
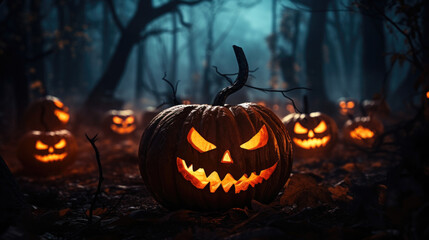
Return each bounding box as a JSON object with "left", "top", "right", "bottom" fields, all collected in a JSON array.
[
  {"left": 294, "top": 122, "right": 308, "bottom": 134},
  {"left": 347, "top": 101, "right": 355, "bottom": 109},
  {"left": 53, "top": 100, "right": 64, "bottom": 108},
  {"left": 256, "top": 101, "right": 266, "bottom": 107},
  {"left": 339, "top": 101, "right": 346, "bottom": 108},
  {"left": 273, "top": 104, "right": 279, "bottom": 111},
  {"left": 54, "top": 139, "right": 67, "bottom": 149},
  {"left": 426, "top": 91, "right": 429, "bottom": 99},
  {"left": 112, "top": 116, "right": 123, "bottom": 124},
  {"left": 314, "top": 121, "right": 327, "bottom": 133},
  {"left": 125, "top": 116, "right": 135, "bottom": 124},
  {"left": 34, "top": 152, "right": 68, "bottom": 162},
  {"left": 182, "top": 100, "right": 191, "bottom": 104},
  {"left": 177, "top": 157, "right": 278, "bottom": 193},
  {"left": 110, "top": 124, "right": 136, "bottom": 134},
  {"left": 240, "top": 125, "right": 268, "bottom": 150},
  {"left": 35, "top": 140, "right": 48, "bottom": 150},
  {"left": 293, "top": 136, "right": 330, "bottom": 149},
  {"left": 54, "top": 110, "right": 70, "bottom": 124},
  {"left": 221, "top": 150, "right": 233, "bottom": 164},
  {"left": 286, "top": 104, "right": 295, "bottom": 113},
  {"left": 187, "top": 127, "right": 217, "bottom": 153},
  {"left": 349, "top": 126, "right": 375, "bottom": 140}
]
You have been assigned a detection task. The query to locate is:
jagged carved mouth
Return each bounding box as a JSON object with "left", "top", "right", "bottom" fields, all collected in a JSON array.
[
  {"left": 110, "top": 124, "right": 136, "bottom": 134},
  {"left": 350, "top": 126, "right": 374, "bottom": 140},
  {"left": 293, "top": 136, "right": 330, "bottom": 149},
  {"left": 54, "top": 110, "right": 70, "bottom": 124},
  {"left": 176, "top": 157, "right": 277, "bottom": 194},
  {"left": 34, "top": 153, "right": 68, "bottom": 162}
]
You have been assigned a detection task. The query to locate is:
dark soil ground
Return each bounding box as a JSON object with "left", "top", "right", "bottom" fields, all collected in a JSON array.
[{"left": 1, "top": 117, "right": 428, "bottom": 240}]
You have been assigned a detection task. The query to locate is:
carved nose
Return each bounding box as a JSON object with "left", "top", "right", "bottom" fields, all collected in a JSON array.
[
  {"left": 221, "top": 150, "right": 233, "bottom": 164},
  {"left": 49, "top": 147, "right": 54, "bottom": 153},
  {"left": 308, "top": 130, "right": 315, "bottom": 138}
]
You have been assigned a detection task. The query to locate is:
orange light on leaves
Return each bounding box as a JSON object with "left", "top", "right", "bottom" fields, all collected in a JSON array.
[
  {"left": 177, "top": 158, "right": 278, "bottom": 193},
  {"left": 349, "top": 126, "right": 374, "bottom": 140}
]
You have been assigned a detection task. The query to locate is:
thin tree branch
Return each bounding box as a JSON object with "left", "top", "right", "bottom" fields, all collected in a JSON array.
[
  {"left": 139, "top": 28, "right": 178, "bottom": 41},
  {"left": 213, "top": 66, "right": 310, "bottom": 112},
  {"left": 106, "top": 0, "right": 124, "bottom": 33},
  {"left": 154, "top": 0, "right": 209, "bottom": 20},
  {"left": 85, "top": 134, "right": 103, "bottom": 226},
  {"left": 176, "top": 8, "right": 192, "bottom": 28},
  {"left": 162, "top": 72, "right": 180, "bottom": 105}
]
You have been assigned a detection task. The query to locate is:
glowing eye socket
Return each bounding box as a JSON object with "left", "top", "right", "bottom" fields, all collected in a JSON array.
[
  {"left": 112, "top": 116, "right": 123, "bottom": 124},
  {"left": 125, "top": 116, "right": 135, "bottom": 124},
  {"left": 240, "top": 125, "right": 268, "bottom": 150},
  {"left": 339, "top": 101, "right": 346, "bottom": 108},
  {"left": 54, "top": 139, "right": 67, "bottom": 149},
  {"left": 53, "top": 100, "right": 64, "bottom": 109},
  {"left": 314, "top": 120, "right": 327, "bottom": 133},
  {"left": 347, "top": 101, "right": 355, "bottom": 108},
  {"left": 187, "top": 128, "right": 216, "bottom": 153},
  {"left": 35, "top": 140, "right": 49, "bottom": 150},
  {"left": 294, "top": 122, "right": 308, "bottom": 134}
]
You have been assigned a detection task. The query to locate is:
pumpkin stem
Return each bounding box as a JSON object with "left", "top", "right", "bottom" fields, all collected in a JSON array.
[
  {"left": 303, "top": 95, "right": 309, "bottom": 114},
  {"left": 212, "top": 45, "right": 249, "bottom": 106}
]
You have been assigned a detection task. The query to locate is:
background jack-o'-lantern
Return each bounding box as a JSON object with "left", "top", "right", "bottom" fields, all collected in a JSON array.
[
  {"left": 337, "top": 97, "right": 357, "bottom": 116},
  {"left": 17, "top": 130, "right": 77, "bottom": 175},
  {"left": 342, "top": 116, "right": 384, "bottom": 148},
  {"left": 24, "top": 96, "right": 70, "bottom": 131},
  {"left": 283, "top": 96, "right": 338, "bottom": 159},
  {"left": 103, "top": 110, "right": 138, "bottom": 137},
  {"left": 139, "top": 46, "right": 292, "bottom": 210}
]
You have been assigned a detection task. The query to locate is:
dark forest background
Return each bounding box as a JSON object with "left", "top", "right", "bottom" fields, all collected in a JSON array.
[{"left": 1, "top": 0, "right": 428, "bottom": 136}]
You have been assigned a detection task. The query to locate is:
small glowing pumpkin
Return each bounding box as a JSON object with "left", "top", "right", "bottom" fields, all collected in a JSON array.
[
  {"left": 103, "top": 110, "right": 137, "bottom": 136},
  {"left": 283, "top": 112, "right": 338, "bottom": 158},
  {"left": 337, "top": 97, "right": 357, "bottom": 116},
  {"left": 343, "top": 116, "right": 384, "bottom": 148},
  {"left": 17, "top": 130, "right": 77, "bottom": 175},
  {"left": 24, "top": 96, "right": 70, "bottom": 131}
]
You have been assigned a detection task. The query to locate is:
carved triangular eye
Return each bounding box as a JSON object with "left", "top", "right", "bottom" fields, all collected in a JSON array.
[
  {"left": 294, "top": 122, "right": 308, "bottom": 134},
  {"left": 314, "top": 121, "right": 327, "bottom": 133},
  {"left": 112, "top": 116, "right": 123, "bottom": 124},
  {"left": 125, "top": 116, "right": 135, "bottom": 124},
  {"left": 240, "top": 125, "right": 268, "bottom": 150},
  {"left": 54, "top": 139, "right": 67, "bottom": 149},
  {"left": 187, "top": 128, "right": 217, "bottom": 153},
  {"left": 35, "top": 140, "right": 48, "bottom": 150},
  {"left": 347, "top": 101, "right": 355, "bottom": 108},
  {"left": 53, "top": 99, "right": 64, "bottom": 108}
]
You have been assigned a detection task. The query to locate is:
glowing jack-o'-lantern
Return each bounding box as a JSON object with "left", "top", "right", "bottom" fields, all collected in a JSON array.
[
  {"left": 25, "top": 96, "right": 70, "bottom": 131},
  {"left": 337, "top": 98, "right": 357, "bottom": 116},
  {"left": 139, "top": 103, "right": 292, "bottom": 210},
  {"left": 17, "top": 130, "right": 77, "bottom": 175},
  {"left": 139, "top": 45, "right": 292, "bottom": 210},
  {"left": 283, "top": 112, "right": 338, "bottom": 158},
  {"left": 103, "top": 110, "right": 137, "bottom": 136},
  {"left": 343, "top": 116, "right": 384, "bottom": 148}
]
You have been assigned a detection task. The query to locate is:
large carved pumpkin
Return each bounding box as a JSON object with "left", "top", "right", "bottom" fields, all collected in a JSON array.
[
  {"left": 138, "top": 46, "right": 292, "bottom": 210},
  {"left": 24, "top": 96, "right": 70, "bottom": 131},
  {"left": 103, "top": 110, "right": 138, "bottom": 137},
  {"left": 282, "top": 112, "right": 338, "bottom": 159},
  {"left": 17, "top": 130, "right": 77, "bottom": 175},
  {"left": 343, "top": 116, "right": 384, "bottom": 148},
  {"left": 139, "top": 103, "right": 292, "bottom": 210}
]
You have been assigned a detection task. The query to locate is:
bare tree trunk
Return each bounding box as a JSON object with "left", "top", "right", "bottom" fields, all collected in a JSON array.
[
  {"left": 102, "top": 1, "right": 113, "bottom": 70},
  {"left": 304, "top": 0, "right": 331, "bottom": 111},
  {"left": 360, "top": 0, "right": 386, "bottom": 100},
  {"left": 200, "top": 12, "right": 215, "bottom": 103},
  {"left": 29, "top": 0, "right": 46, "bottom": 97},
  {"left": 186, "top": 7, "right": 198, "bottom": 101},
  {"left": 135, "top": 41, "right": 146, "bottom": 102},
  {"left": 170, "top": 12, "right": 178, "bottom": 84},
  {"left": 269, "top": 0, "right": 278, "bottom": 89}
]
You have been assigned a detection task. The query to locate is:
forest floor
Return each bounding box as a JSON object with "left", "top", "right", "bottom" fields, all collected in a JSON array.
[{"left": 1, "top": 121, "right": 428, "bottom": 240}]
